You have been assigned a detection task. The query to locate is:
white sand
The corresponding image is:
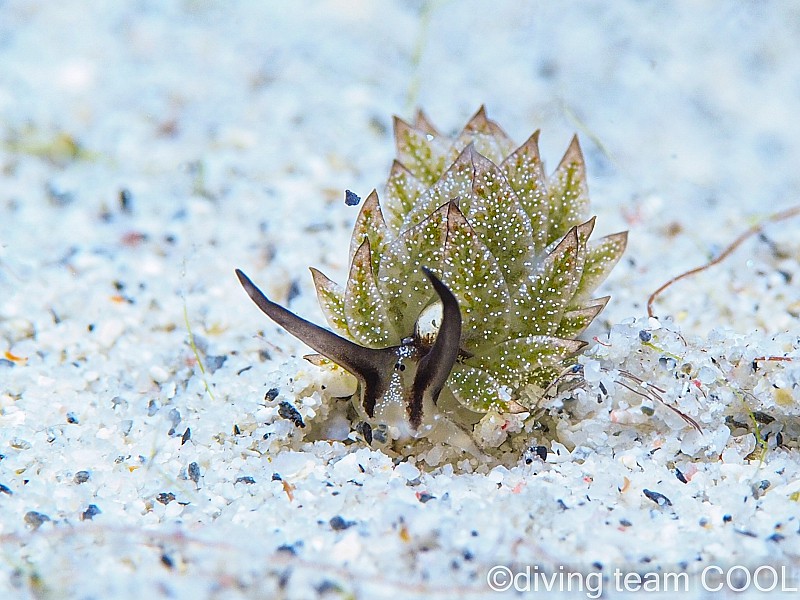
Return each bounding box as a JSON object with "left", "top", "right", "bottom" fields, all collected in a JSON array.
[{"left": 1, "top": 2, "right": 799, "bottom": 598}]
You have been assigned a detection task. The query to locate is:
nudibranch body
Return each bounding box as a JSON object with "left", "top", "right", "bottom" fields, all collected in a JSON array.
[{"left": 237, "top": 107, "right": 627, "bottom": 445}]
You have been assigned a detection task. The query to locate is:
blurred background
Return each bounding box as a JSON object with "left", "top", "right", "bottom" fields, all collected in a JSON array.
[{"left": 3, "top": 1, "right": 800, "bottom": 335}]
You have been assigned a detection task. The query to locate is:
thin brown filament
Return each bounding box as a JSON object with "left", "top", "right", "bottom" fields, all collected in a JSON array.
[{"left": 647, "top": 204, "right": 800, "bottom": 318}]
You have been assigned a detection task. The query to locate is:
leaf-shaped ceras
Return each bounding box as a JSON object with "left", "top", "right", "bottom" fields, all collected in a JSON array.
[{"left": 237, "top": 106, "right": 627, "bottom": 442}]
